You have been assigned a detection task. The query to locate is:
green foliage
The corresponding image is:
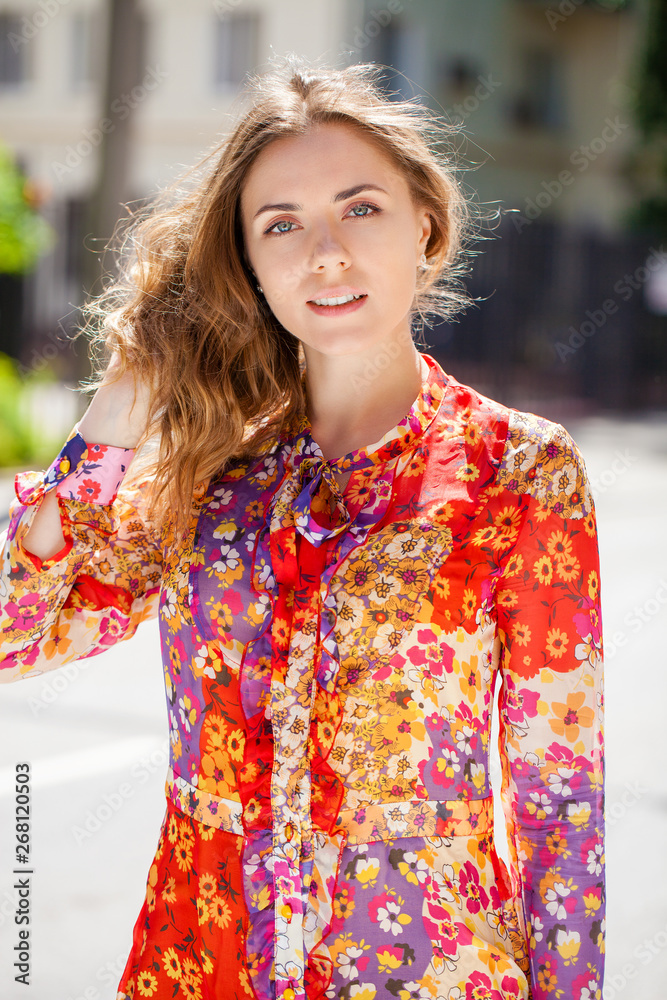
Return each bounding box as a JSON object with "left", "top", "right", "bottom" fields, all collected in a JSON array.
[
  {"left": 0, "top": 145, "right": 55, "bottom": 274},
  {"left": 0, "top": 353, "right": 66, "bottom": 468}
]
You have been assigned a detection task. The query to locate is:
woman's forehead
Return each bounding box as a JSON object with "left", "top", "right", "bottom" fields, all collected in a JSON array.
[{"left": 240, "top": 124, "right": 403, "bottom": 207}]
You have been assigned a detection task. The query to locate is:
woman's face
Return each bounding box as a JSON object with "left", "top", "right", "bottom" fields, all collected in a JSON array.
[{"left": 240, "top": 123, "right": 431, "bottom": 361}]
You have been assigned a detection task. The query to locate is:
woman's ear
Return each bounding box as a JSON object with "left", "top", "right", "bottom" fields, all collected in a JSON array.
[{"left": 418, "top": 209, "right": 432, "bottom": 255}]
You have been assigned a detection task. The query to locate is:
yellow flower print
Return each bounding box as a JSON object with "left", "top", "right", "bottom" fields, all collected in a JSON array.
[
  {"left": 197, "top": 820, "right": 216, "bottom": 841},
  {"left": 504, "top": 552, "right": 524, "bottom": 577},
  {"left": 462, "top": 588, "right": 476, "bottom": 618},
  {"left": 556, "top": 556, "right": 581, "bottom": 582},
  {"left": 403, "top": 453, "right": 426, "bottom": 477},
  {"left": 333, "top": 885, "right": 356, "bottom": 920},
  {"left": 167, "top": 815, "right": 179, "bottom": 844},
  {"left": 458, "top": 655, "right": 481, "bottom": 703},
  {"left": 377, "top": 945, "right": 403, "bottom": 972},
  {"left": 555, "top": 929, "right": 581, "bottom": 965},
  {"left": 587, "top": 570, "right": 599, "bottom": 601},
  {"left": 161, "top": 876, "right": 176, "bottom": 903},
  {"left": 427, "top": 501, "right": 454, "bottom": 525},
  {"left": 536, "top": 957, "right": 558, "bottom": 993},
  {"left": 497, "top": 589, "right": 518, "bottom": 609},
  {"left": 226, "top": 728, "right": 245, "bottom": 762},
  {"left": 136, "top": 970, "right": 158, "bottom": 997},
  {"left": 544, "top": 826, "right": 571, "bottom": 859},
  {"left": 196, "top": 897, "right": 209, "bottom": 925},
  {"left": 549, "top": 692, "right": 594, "bottom": 742},
  {"left": 163, "top": 947, "right": 182, "bottom": 980},
  {"left": 203, "top": 714, "right": 227, "bottom": 750},
  {"left": 200, "top": 748, "right": 235, "bottom": 797},
  {"left": 465, "top": 420, "right": 482, "bottom": 446},
  {"left": 179, "top": 819, "right": 195, "bottom": 845},
  {"left": 344, "top": 557, "right": 380, "bottom": 597},
  {"left": 178, "top": 972, "right": 204, "bottom": 1000},
  {"left": 472, "top": 525, "right": 496, "bottom": 547},
  {"left": 198, "top": 873, "right": 217, "bottom": 899},
  {"left": 200, "top": 952, "right": 214, "bottom": 975},
  {"left": 583, "top": 889, "right": 602, "bottom": 917},
  {"left": 512, "top": 622, "right": 531, "bottom": 647},
  {"left": 534, "top": 556, "right": 553, "bottom": 586},
  {"left": 175, "top": 837, "right": 193, "bottom": 872},
  {"left": 43, "top": 620, "right": 72, "bottom": 660},
  {"left": 394, "top": 557, "right": 429, "bottom": 595},
  {"left": 210, "top": 894, "right": 232, "bottom": 929},
  {"left": 493, "top": 505, "right": 522, "bottom": 543},
  {"left": 456, "top": 461, "right": 480, "bottom": 482},
  {"left": 583, "top": 511, "right": 597, "bottom": 537},
  {"left": 545, "top": 627, "right": 569, "bottom": 659},
  {"left": 547, "top": 530, "right": 574, "bottom": 561},
  {"left": 477, "top": 943, "right": 514, "bottom": 975},
  {"left": 354, "top": 857, "right": 381, "bottom": 887}
]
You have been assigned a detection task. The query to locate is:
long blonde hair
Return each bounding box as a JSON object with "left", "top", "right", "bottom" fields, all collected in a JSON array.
[{"left": 82, "top": 55, "right": 484, "bottom": 532}]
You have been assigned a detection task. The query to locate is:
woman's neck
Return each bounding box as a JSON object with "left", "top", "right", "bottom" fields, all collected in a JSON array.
[{"left": 304, "top": 336, "right": 425, "bottom": 461}]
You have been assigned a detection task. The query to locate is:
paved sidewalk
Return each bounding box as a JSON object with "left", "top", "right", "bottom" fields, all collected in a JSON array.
[{"left": 0, "top": 413, "right": 666, "bottom": 999}]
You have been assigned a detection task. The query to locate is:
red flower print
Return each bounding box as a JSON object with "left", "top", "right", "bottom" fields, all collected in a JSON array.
[
  {"left": 77, "top": 478, "right": 102, "bottom": 502},
  {"left": 86, "top": 444, "right": 109, "bottom": 459}
]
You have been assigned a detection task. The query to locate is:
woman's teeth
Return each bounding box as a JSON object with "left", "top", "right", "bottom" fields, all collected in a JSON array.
[{"left": 312, "top": 293, "right": 364, "bottom": 306}]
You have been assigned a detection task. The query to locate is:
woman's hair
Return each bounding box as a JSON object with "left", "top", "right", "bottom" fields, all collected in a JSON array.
[{"left": 81, "top": 54, "right": 486, "bottom": 533}]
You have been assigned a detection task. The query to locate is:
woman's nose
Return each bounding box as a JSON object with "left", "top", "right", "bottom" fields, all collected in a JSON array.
[{"left": 309, "top": 227, "right": 351, "bottom": 272}]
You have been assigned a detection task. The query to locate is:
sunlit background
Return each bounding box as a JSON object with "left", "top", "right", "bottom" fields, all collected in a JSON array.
[{"left": 0, "top": 1, "right": 666, "bottom": 998}]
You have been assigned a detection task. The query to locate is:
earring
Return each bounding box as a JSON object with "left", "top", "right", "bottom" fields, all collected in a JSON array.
[
  {"left": 257, "top": 283, "right": 264, "bottom": 295},
  {"left": 419, "top": 253, "right": 430, "bottom": 269}
]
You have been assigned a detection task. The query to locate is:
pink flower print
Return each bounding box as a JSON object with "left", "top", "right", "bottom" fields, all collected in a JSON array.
[
  {"left": 99, "top": 609, "right": 129, "bottom": 646},
  {"left": 466, "top": 970, "right": 503, "bottom": 1000},
  {"left": 5, "top": 594, "right": 48, "bottom": 631},
  {"left": 458, "top": 860, "right": 489, "bottom": 915}
]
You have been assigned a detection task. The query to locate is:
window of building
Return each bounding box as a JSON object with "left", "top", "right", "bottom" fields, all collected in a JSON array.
[
  {"left": 70, "top": 12, "right": 93, "bottom": 90},
  {"left": 510, "top": 48, "right": 566, "bottom": 130},
  {"left": 213, "top": 12, "right": 259, "bottom": 89},
  {"left": 0, "top": 14, "right": 29, "bottom": 88}
]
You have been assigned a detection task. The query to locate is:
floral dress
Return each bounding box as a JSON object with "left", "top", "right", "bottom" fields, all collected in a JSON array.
[{"left": 0, "top": 353, "right": 604, "bottom": 1000}]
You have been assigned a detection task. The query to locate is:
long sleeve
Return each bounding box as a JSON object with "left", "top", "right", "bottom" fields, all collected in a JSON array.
[
  {"left": 495, "top": 415, "right": 605, "bottom": 999},
  {"left": 0, "top": 427, "right": 163, "bottom": 683}
]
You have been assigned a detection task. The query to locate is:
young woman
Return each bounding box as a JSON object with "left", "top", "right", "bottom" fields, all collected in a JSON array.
[{"left": 1, "top": 58, "right": 604, "bottom": 1000}]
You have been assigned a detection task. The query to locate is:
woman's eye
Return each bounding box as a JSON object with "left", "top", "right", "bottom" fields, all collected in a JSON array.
[
  {"left": 348, "top": 202, "right": 379, "bottom": 218},
  {"left": 265, "top": 219, "right": 296, "bottom": 235}
]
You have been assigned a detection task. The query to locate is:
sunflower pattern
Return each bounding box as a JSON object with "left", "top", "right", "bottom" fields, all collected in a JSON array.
[{"left": 0, "top": 354, "right": 604, "bottom": 1000}]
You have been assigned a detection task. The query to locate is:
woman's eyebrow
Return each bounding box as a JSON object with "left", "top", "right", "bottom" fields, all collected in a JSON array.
[{"left": 252, "top": 183, "right": 389, "bottom": 220}]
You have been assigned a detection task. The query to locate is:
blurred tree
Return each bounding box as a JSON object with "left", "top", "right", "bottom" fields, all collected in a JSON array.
[
  {"left": 627, "top": 0, "right": 667, "bottom": 233},
  {"left": 0, "top": 145, "right": 54, "bottom": 362},
  {"left": 0, "top": 145, "right": 54, "bottom": 275},
  {"left": 79, "top": 0, "right": 142, "bottom": 376}
]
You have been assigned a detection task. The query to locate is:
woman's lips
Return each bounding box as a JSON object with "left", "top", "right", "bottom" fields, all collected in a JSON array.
[{"left": 306, "top": 294, "right": 368, "bottom": 316}]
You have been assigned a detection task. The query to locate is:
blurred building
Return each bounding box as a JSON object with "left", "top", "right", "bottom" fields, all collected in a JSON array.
[{"left": 0, "top": 0, "right": 664, "bottom": 408}]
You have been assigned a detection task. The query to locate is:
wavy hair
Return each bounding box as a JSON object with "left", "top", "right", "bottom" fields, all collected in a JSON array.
[{"left": 81, "top": 54, "right": 487, "bottom": 533}]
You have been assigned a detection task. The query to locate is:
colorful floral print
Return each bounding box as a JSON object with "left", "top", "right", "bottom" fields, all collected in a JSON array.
[{"left": 0, "top": 354, "right": 604, "bottom": 999}]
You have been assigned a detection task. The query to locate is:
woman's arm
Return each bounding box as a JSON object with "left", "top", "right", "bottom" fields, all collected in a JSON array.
[
  {"left": 0, "top": 364, "right": 163, "bottom": 683},
  {"left": 22, "top": 363, "right": 151, "bottom": 561},
  {"left": 495, "top": 417, "right": 605, "bottom": 999}
]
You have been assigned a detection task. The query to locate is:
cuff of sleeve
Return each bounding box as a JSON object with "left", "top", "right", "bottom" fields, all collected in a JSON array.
[{"left": 14, "top": 427, "right": 136, "bottom": 507}]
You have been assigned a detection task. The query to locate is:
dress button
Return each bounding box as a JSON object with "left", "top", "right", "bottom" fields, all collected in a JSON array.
[
  {"left": 285, "top": 822, "right": 294, "bottom": 841},
  {"left": 280, "top": 903, "right": 293, "bottom": 920},
  {"left": 284, "top": 989, "right": 295, "bottom": 1000}
]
